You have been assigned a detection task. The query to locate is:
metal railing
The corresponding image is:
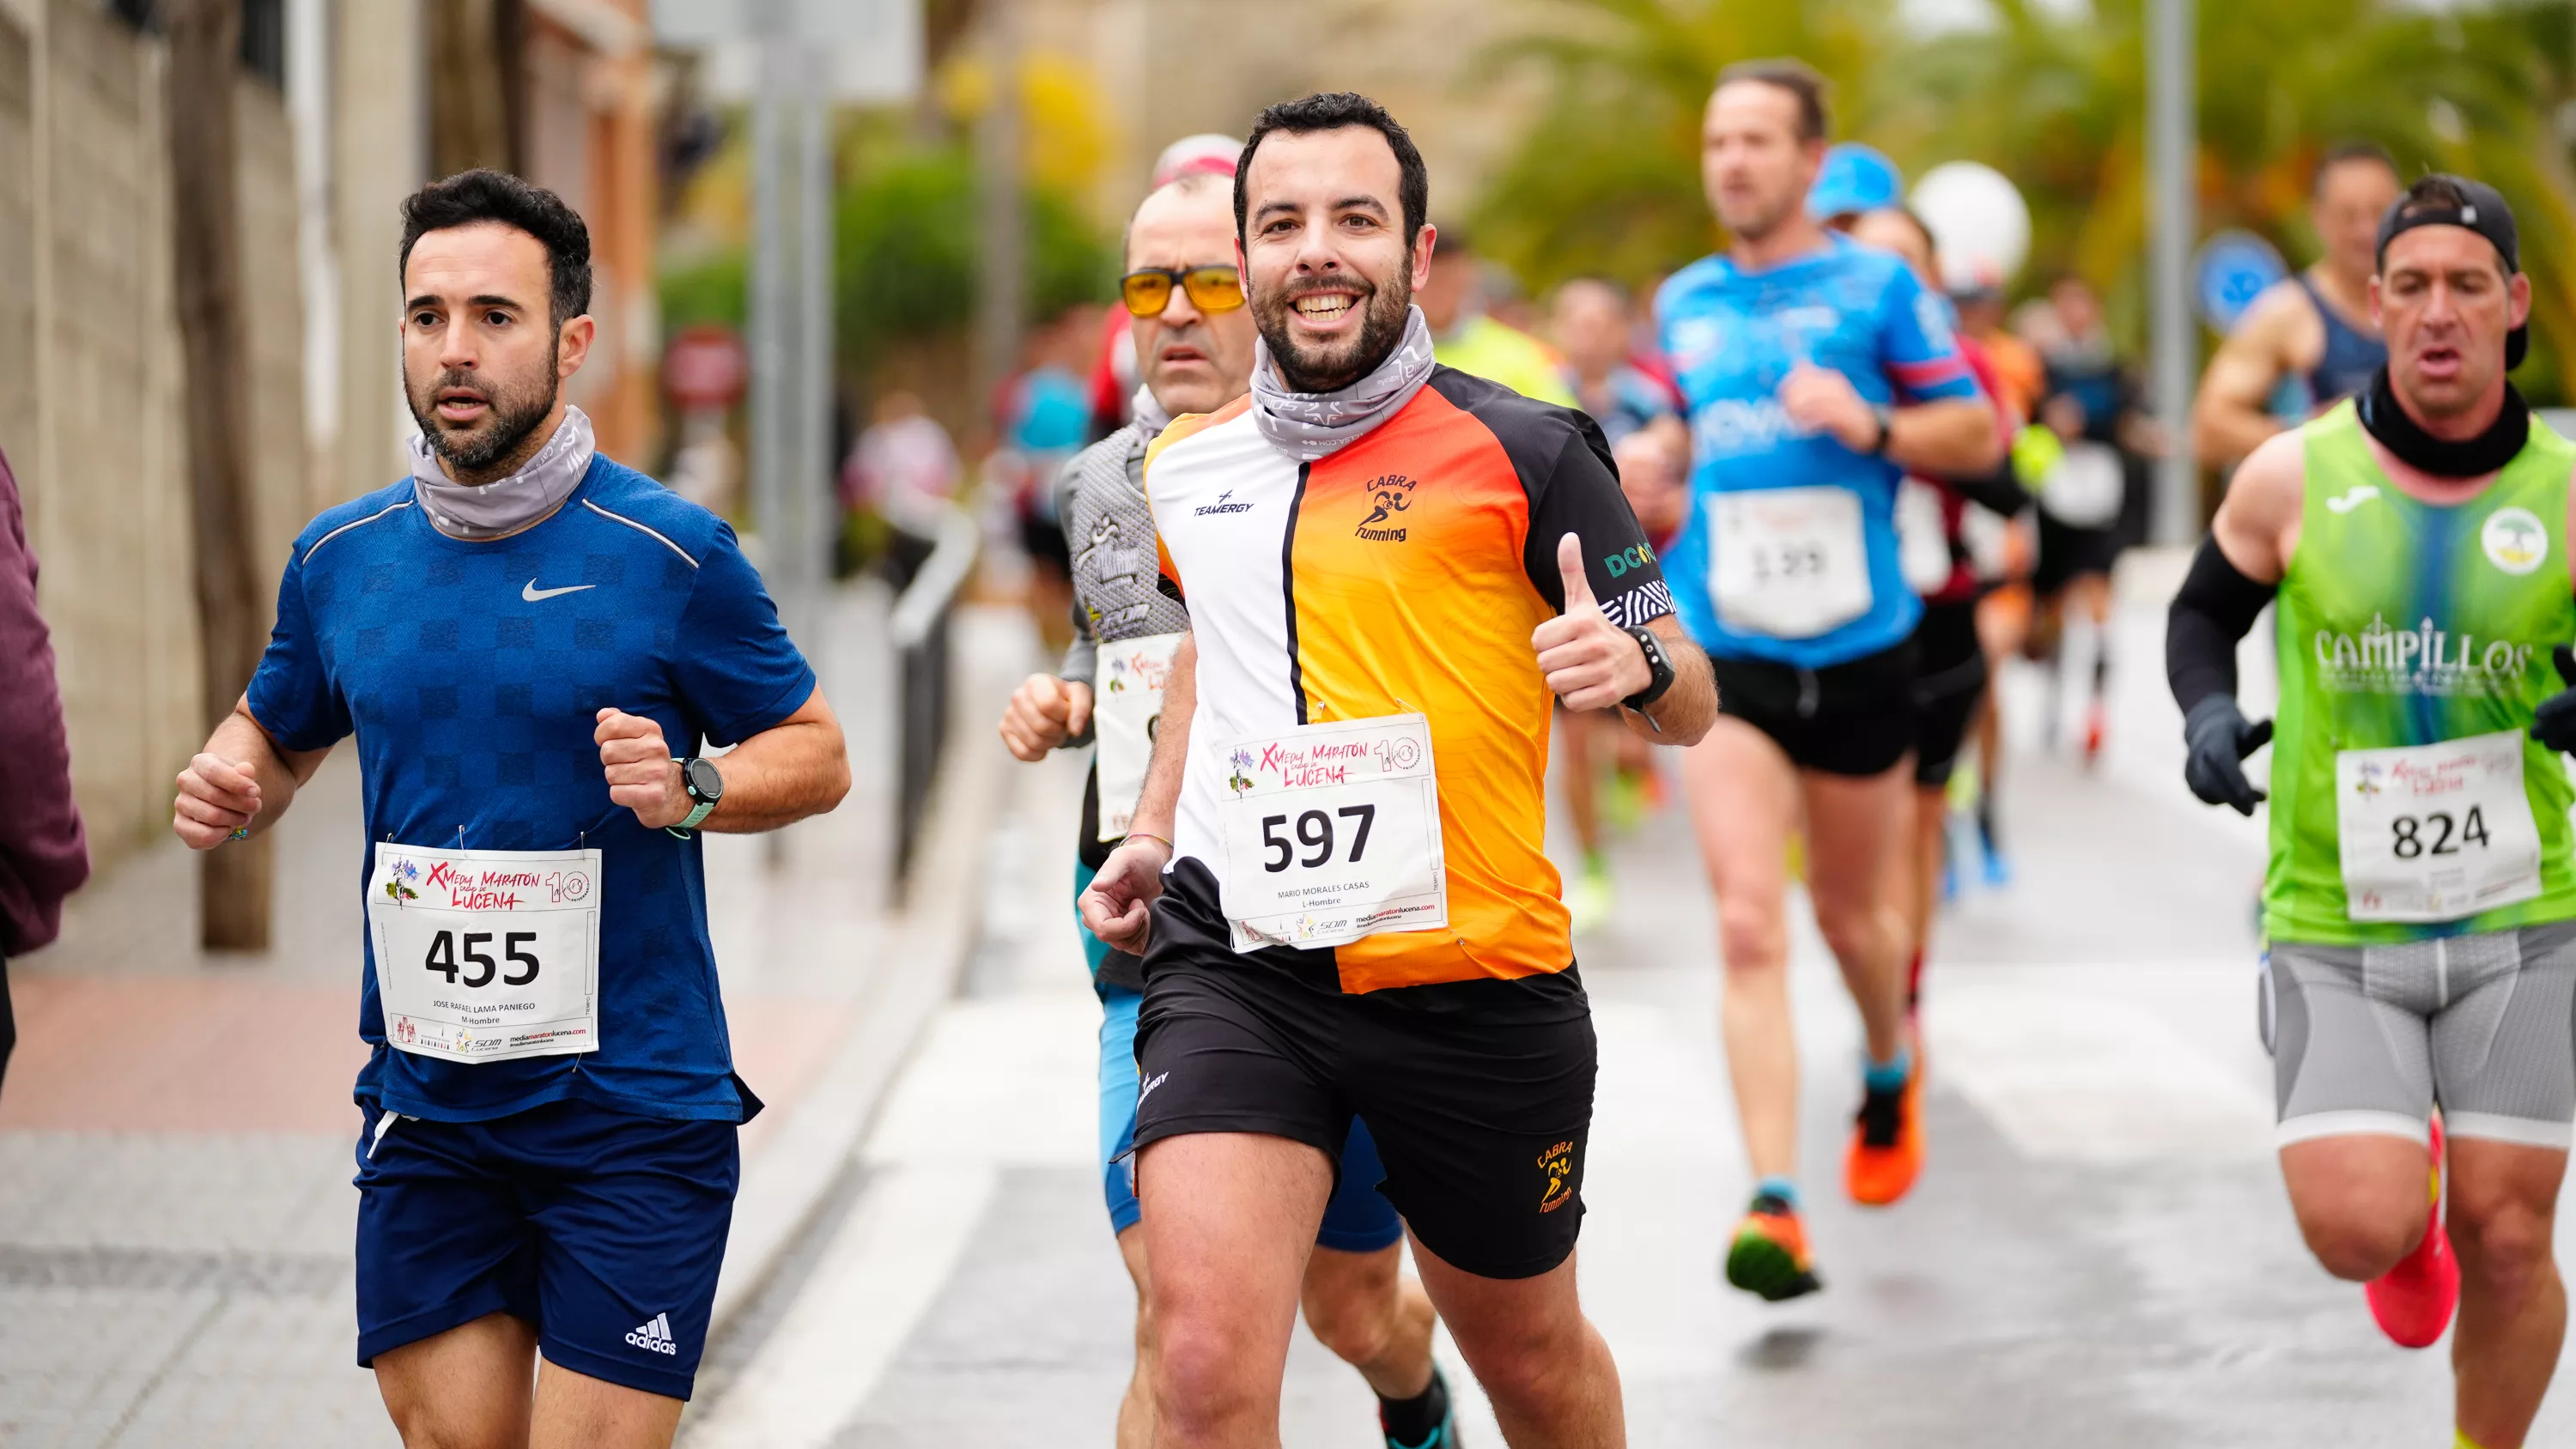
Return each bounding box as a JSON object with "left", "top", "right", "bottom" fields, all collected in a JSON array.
[{"left": 888, "top": 502, "right": 981, "bottom": 888}]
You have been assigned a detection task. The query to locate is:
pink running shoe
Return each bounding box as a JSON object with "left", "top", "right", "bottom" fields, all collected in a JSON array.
[{"left": 2366, "top": 1113, "right": 2459, "bottom": 1349}]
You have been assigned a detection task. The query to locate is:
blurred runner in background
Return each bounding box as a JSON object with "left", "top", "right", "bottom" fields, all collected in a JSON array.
[
  {"left": 2027, "top": 274, "right": 2160, "bottom": 762},
  {"left": 1661, "top": 59, "right": 2002, "bottom": 1304},
  {"left": 1419, "top": 225, "right": 1578, "bottom": 406},
  {"left": 2193, "top": 143, "right": 2402, "bottom": 469},
  {"left": 1003, "top": 310, "right": 1098, "bottom": 654},
  {"left": 840, "top": 389, "right": 962, "bottom": 590},
  {"left": 1951, "top": 277, "right": 2044, "bottom": 887},
  {"left": 1842, "top": 206, "right": 2025, "bottom": 1024},
  {"left": 1549, "top": 276, "right": 1690, "bottom": 931}
]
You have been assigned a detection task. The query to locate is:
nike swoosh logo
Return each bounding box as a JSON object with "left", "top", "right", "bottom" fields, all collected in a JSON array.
[{"left": 522, "top": 580, "right": 596, "bottom": 602}]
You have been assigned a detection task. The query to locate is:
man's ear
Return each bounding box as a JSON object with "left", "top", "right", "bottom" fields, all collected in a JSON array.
[
  {"left": 2509, "top": 270, "right": 2534, "bottom": 330},
  {"left": 556, "top": 313, "right": 597, "bottom": 379},
  {"left": 1411, "top": 223, "right": 1438, "bottom": 294}
]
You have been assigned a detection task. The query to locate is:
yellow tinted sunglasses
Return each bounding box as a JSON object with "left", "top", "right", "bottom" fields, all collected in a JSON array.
[{"left": 1121, "top": 264, "right": 1246, "bottom": 318}]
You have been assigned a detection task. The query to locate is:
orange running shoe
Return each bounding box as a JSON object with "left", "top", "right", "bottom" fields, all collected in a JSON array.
[
  {"left": 1724, "top": 1192, "right": 1822, "bottom": 1301},
  {"left": 1845, "top": 1058, "right": 1925, "bottom": 1206},
  {"left": 2366, "top": 1113, "right": 2459, "bottom": 1349}
]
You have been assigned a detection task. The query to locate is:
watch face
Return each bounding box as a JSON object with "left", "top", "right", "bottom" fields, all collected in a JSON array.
[{"left": 684, "top": 756, "right": 724, "bottom": 803}]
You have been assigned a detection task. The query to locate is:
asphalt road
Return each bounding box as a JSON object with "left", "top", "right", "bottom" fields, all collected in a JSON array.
[{"left": 683, "top": 618, "right": 2576, "bottom": 1448}]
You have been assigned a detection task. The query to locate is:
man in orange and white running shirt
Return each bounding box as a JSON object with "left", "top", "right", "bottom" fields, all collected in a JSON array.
[{"left": 1081, "top": 90, "right": 1715, "bottom": 1446}]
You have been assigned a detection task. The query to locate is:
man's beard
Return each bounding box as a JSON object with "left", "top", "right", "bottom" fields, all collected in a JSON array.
[
  {"left": 404, "top": 363, "right": 560, "bottom": 477},
  {"left": 1718, "top": 185, "right": 1799, "bottom": 246},
  {"left": 1253, "top": 264, "right": 1413, "bottom": 395}
]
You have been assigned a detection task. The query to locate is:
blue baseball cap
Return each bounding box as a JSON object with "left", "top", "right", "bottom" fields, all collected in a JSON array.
[{"left": 1807, "top": 143, "right": 1903, "bottom": 222}]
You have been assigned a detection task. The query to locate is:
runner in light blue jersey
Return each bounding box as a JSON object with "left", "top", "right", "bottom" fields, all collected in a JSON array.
[{"left": 1659, "top": 60, "right": 2003, "bottom": 1306}]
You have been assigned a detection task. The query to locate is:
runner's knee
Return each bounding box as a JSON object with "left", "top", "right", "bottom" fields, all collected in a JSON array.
[
  {"left": 1446, "top": 1312, "right": 1590, "bottom": 1418},
  {"left": 1300, "top": 1278, "right": 1397, "bottom": 1369},
  {"left": 1151, "top": 1313, "right": 1272, "bottom": 1437},
  {"left": 1716, "top": 902, "right": 1789, "bottom": 975},
  {"left": 2295, "top": 1203, "right": 2422, "bottom": 1282},
  {"left": 2452, "top": 1195, "right": 2557, "bottom": 1294}
]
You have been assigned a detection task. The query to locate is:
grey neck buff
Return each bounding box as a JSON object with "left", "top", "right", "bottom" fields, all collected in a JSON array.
[
  {"left": 410, "top": 405, "right": 597, "bottom": 541},
  {"left": 1248, "top": 306, "right": 1437, "bottom": 462},
  {"left": 1130, "top": 383, "right": 1175, "bottom": 442}
]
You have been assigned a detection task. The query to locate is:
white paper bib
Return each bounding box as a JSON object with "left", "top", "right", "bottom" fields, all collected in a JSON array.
[
  {"left": 1094, "top": 632, "right": 1186, "bottom": 841},
  {"left": 1216, "top": 713, "right": 1447, "bottom": 951},
  {"left": 1895, "top": 478, "right": 1953, "bottom": 597},
  {"left": 2336, "top": 731, "right": 2544, "bottom": 923},
  {"left": 1710, "top": 486, "right": 1874, "bottom": 639},
  {"left": 368, "top": 844, "right": 602, "bottom": 1063}
]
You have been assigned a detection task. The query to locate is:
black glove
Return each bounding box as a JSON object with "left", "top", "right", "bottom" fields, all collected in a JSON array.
[
  {"left": 2184, "top": 694, "right": 2273, "bottom": 815},
  {"left": 2531, "top": 646, "right": 2576, "bottom": 754}
]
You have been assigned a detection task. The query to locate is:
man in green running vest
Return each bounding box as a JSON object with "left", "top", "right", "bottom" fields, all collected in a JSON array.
[{"left": 2168, "top": 175, "right": 2576, "bottom": 1449}]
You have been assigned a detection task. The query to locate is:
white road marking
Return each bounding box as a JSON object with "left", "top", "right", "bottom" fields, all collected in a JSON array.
[{"left": 684, "top": 1161, "right": 998, "bottom": 1449}]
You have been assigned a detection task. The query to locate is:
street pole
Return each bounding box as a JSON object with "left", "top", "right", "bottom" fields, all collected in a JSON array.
[
  {"left": 749, "top": 20, "right": 789, "bottom": 591},
  {"left": 2148, "top": 0, "right": 2198, "bottom": 543},
  {"left": 796, "top": 56, "right": 835, "bottom": 658},
  {"left": 973, "top": 0, "right": 1023, "bottom": 409}
]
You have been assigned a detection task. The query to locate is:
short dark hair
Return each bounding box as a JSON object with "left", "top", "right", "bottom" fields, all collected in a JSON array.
[
  {"left": 1235, "top": 92, "right": 1430, "bottom": 250},
  {"left": 2312, "top": 141, "right": 2398, "bottom": 197},
  {"left": 398, "top": 169, "right": 593, "bottom": 330},
  {"left": 1716, "top": 58, "right": 1832, "bottom": 143}
]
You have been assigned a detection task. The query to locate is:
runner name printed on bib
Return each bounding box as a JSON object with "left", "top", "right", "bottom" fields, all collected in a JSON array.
[
  {"left": 1218, "top": 713, "right": 1447, "bottom": 951},
  {"left": 368, "top": 843, "right": 603, "bottom": 1063},
  {"left": 1095, "top": 631, "right": 1186, "bottom": 841},
  {"left": 2336, "top": 730, "right": 2544, "bottom": 923},
  {"left": 1895, "top": 477, "right": 1953, "bottom": 597},
  {"left": 1710, "top": 486, "right": 1874, "bottom": 639}
]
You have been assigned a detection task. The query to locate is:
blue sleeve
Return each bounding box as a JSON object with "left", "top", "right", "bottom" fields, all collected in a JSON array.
[
  {"left": 1876, "top": 265, "right": 1983, "bottom": 403},
  {"left": 672, "top": 521, "right": 818, "bottom": 748},
  {"left": 244, "top": 549, "right": 352, "bottom": 752}
]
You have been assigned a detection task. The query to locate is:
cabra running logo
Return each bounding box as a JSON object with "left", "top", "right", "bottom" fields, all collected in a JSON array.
[{"left": 1356, "top": 474, "right": 1416, "bottom": 542}]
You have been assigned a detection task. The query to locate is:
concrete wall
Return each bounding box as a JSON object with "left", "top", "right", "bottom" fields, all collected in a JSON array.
[{"left": 0, "top": 0, "right": 310, "bottom": 873}]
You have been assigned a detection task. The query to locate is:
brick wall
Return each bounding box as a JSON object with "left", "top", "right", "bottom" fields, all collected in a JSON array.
[{"left": 0, "top": 0, "right": 308, "bottom": 875}]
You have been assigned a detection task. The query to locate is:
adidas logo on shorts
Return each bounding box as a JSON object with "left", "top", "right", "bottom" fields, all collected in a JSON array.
[{"left": 625, "top": 1313, "right": 680, "bottom": 1355}]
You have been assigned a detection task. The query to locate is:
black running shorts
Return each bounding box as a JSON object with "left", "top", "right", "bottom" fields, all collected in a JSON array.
[
  {"left": 1132, "top": 859, "right": 1597, "bottom": 1280},
  {"left": 1910, "top": 599, "right": 1987, "bottom": 788},
  {"left": 1710, "top": 637, "right": 1918, "bottom": 779}
]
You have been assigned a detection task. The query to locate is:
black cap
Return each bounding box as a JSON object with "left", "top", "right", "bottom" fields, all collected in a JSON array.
[{"left": 2376, "top": 175, "right": 2527, "bottom": 368}]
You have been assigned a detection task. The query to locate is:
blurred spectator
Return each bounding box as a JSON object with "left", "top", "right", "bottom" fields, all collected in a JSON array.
[
  {"left": 842, "top": 390, "right": 963, "bottom": 587},
  {"left": 1419, "top": 227, "right": 1577, "bottom": 406},
  {"left": 1550, "top": 277, "right": 1684, "bottom": 446},
  {"left": 0, "top": 446, "right": 90, "bottom": 1095}
]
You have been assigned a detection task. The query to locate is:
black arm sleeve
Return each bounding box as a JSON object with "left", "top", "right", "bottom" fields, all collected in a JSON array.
[
  {"left": 1943, "top": 457, "right": 2032, "bottom": 519},
  {"left": 2166, "top": 535, "right": 2278, "bottom": 715}
]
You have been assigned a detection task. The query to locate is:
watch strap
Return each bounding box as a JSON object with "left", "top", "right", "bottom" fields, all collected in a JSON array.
[{"left": 1620, "top": 625, "right": 1677, "bottom": 712}]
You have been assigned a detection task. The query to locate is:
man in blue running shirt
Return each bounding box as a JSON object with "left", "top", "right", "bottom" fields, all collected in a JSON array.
[
  {"left": 1656, "top": 60, "right": 2001, "bottom": 1302},
  {"left": 168, "top": 171, "right": 849, "bottom": 1447}
]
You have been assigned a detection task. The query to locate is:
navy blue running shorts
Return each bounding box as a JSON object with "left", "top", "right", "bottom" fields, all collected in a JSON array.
[{"left": 353, "top": 1098, "right": 738, "bottom": 1400}]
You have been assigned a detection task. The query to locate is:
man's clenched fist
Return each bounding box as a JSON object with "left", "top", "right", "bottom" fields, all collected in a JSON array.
[
  {"left": 999, "top": 674, "right": 1094, "bottom": 761},
  {"left": 173, "top": 754, "right": 263, "bottom": 850},
  {"left": 596, "top": 708, "right": 690, "bottom": 829}
]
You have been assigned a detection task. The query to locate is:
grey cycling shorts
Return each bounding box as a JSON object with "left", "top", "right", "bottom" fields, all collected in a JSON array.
[{"left": 2263, "top": 921, "right": 2576, "bottom": 1150}]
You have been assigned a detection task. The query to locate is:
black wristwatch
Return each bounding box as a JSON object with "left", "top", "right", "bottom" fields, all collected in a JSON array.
[
  {"left": 1867, "top": 403, "right": 1897, "bottom": 456},
  {"left": 669, "top": 755, "right": 723, "bottom": 839},
  {"left": 1620, "top": 626, "right": 1677, "bottom": 712}
]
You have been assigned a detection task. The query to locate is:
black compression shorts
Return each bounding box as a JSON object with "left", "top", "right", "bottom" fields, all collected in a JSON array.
[
  {"left": 1710, "top": 637, "right": 1918, "bottom": 778},
  {"left": 1132, "top": 859, "right": 1596, "bottom": 1280},
  {"left": 1911, "top": 598, "right": 1987, "bottom": 788}
]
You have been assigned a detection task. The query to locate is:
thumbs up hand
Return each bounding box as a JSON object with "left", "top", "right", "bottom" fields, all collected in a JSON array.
[
  {"left": 2530, "top": 646, "right": 2576, "bottom": 755},
  {"left": 1532, "top": 531, "right": 1653, "bottom": 712}
]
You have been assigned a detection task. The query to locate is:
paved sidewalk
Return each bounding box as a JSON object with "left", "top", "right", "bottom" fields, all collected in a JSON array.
[{"left": 0, "top": 584, "right": 1024, "bottom": 1448}]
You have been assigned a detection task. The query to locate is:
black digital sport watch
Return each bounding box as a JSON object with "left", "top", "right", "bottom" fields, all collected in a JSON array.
[
  {"left": 1620, "top": 626, "right": 1677, "bottom": 713},
  {"left": 669, "top": 755, "right": 724, "bottom": 839}
]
